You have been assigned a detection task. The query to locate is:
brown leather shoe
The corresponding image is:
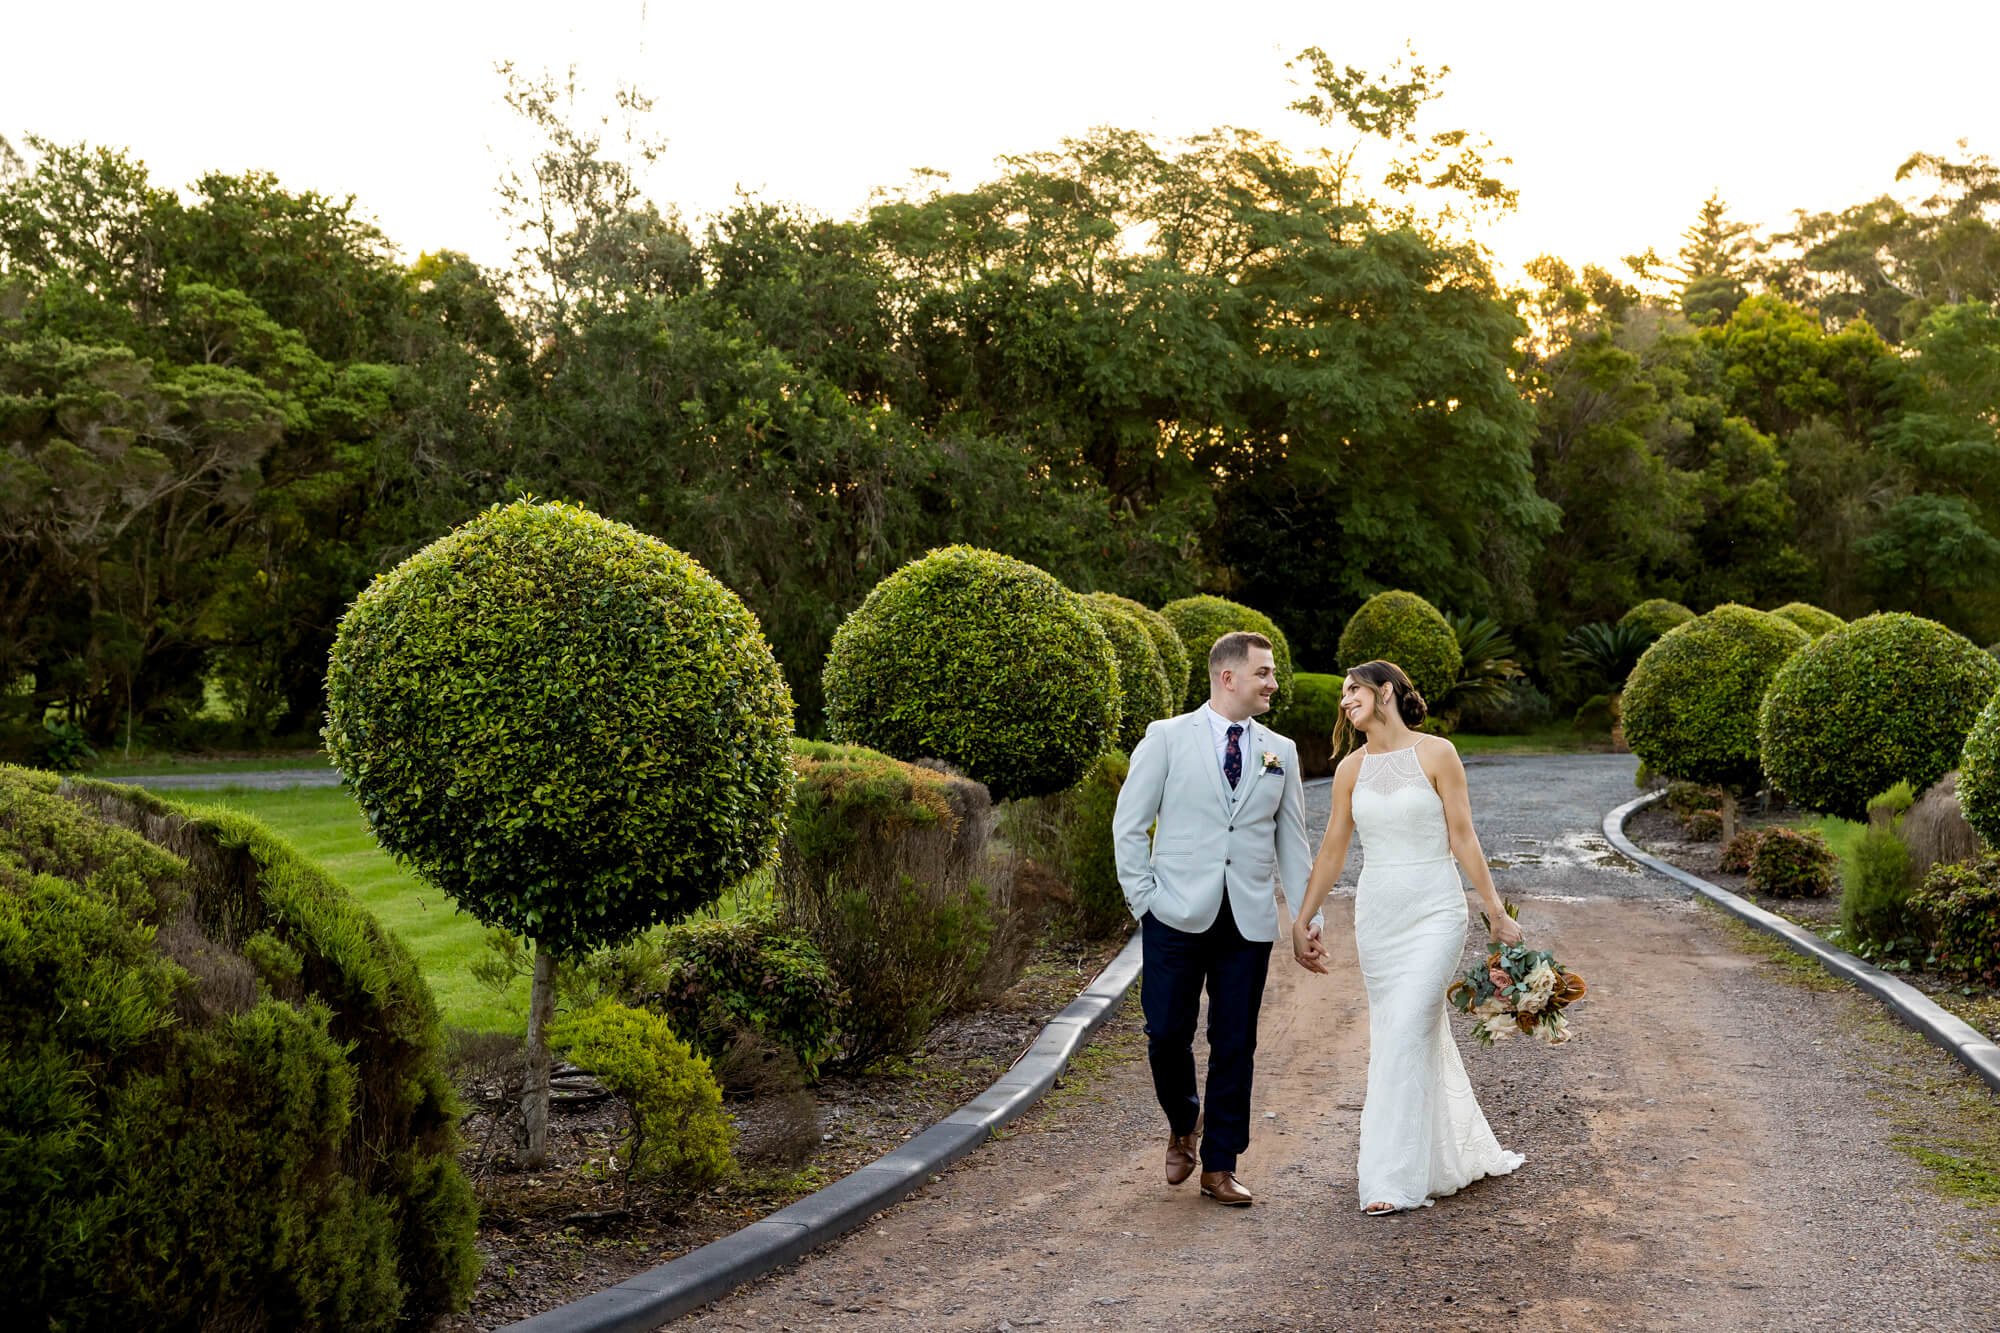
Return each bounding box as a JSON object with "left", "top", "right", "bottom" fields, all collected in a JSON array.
[
  {"left": 1164, "top": 1128, "right": 1200, "bottom": 1186},
  {"left": 1199, "top": 1170, "right": 1253, "bottom": 1206}
]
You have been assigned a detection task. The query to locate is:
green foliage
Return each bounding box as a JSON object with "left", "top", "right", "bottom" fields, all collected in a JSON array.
[
  {"left": 642, "top": 912, "right": 842, "bottom": 1080},
  {"left": 777, "top": 742, "right": 999, "bottom": 1065},
  {"left": 549, "top": 1001, "right": 734, "bottom": 1194},
  {"left": 1912, "top": 853, "right": 2000, "bottom": 984},
  {"left": 1622, "top": 605, "right": 1810, "bottom": 792},
  {"left": 1113, "top": 598, "right": 1192, "bottom": 716},
  {"left": 1562, "top": 621, "right": 1656, "bottom": 694},
  {"left": 1158, "top": 595, "right": 1294, "bottom": 713},
  {"left": 0, "top": 766, "right": 475, "bottom": 1329},
  {"left": 1841, "top": 783, "right": 1922, "bottom": 952},
  {"left": 1962, "top": 688, "right": 2000, "bottom": 847},
  {"left": 1719, "top": 827, "right": 1764, "bottom": 874},
  {"left": 823, "top": 547, "right": 1117, "bottom": 802},
  {"left": 1267, "top": 671, "right": 1343, "bottom": 777},
  {"left": 1000, "top": 750, "right": 1130, "bottom": 937},
  {"left": 1759, "top": 612, "right": 2000, "bottom": 820},
  {"left": 1666, "top": 780, "right": 1725, "bottom": 820},
  {"left": 1441, "top": 613, "right": 1524, "bottom": 715},
  {"left": 1619, "top": 599, "right": 1697, "bottom": 638},
  {"left": 1749, "top": 826, "right": 1839, "bottom": 898},
  {"left": 324, "top": 500, "right": 795, "bottom": 959},
  {"left": 1335, "top": 591, "right": 1461, "bottom": 708},
  {"left": 1768, "top": 602, "right": 1844, "bottom": 637},
  {"left": 1456, "top": 678, "right": 1554, "bottom": 736},
  {"left": 1082, "top": 593, "right": 1172, "bottom": 752}
]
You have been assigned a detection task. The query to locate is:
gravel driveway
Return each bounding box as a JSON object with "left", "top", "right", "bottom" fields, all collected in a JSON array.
[{"left": 671, "top": 751, "right": 2000, "bottom": 1332}]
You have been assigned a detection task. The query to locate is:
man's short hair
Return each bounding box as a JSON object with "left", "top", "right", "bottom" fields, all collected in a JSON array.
[{"left": 1208, "top": 631, "right": 1273, "bottom": 677}]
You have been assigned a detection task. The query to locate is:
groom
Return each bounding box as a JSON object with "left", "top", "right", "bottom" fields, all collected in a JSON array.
[{"left": 1112, "top": 631, "right": 1316, "bottom": 1206}]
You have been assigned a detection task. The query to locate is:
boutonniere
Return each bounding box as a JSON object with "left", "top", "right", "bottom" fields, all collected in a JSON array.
[{"left": 1261, "top": 750, "right": 1283, "bottom": 774}]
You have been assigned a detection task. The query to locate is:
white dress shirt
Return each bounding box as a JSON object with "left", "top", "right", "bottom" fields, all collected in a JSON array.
[{"left": 1201, "top": 702, "right": 1251, "bottom": 779}]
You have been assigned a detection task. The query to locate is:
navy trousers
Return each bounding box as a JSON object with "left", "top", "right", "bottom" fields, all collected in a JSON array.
[{"left": 1140, "top": 895, "right": 1271, "bottom": 1173}]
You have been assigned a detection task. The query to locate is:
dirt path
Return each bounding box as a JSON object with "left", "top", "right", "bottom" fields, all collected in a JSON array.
[{"left": 672, "top": 758, "right": 1999, "bottom": 1332}]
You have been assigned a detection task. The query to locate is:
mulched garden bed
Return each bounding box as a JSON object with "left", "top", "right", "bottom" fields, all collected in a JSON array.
[
  {"left": 1628, "top": 801, "right": 2000, "bottom": 1043},
  {"left": 436, "top": 927, "right": 1129, "bottom": 1331}
]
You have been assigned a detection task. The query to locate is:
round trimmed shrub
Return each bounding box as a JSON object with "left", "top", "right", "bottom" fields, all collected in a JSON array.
[
  {"left": 1083, "top": 593, "right": 1173, "bottom": 752},
  {"left": 1748, "top": 826, "right": 1838, "bottom": 898},
  {"left": 1091, "top": 593, "right": 1190, "bottom": 719},
  {"left": 1159, "top": 595, "right": 1294, "bottom": 713},
  {"left": 823, "top": 547, "right": 1117, "bottom": 801},
  {"left": 1620, "top": 605, "right": 1810, "bottom": 795},
  {"left": 1336, "top": 591, "right": 1460, "bottom": 709},
  {"left": 1960, "top": 688, "right": 2000, "bottom": 848},
  {"left": 0, "top": 767, "right": 476, "bottom": 1329},
  {"left": 1266, "top": 671, "right": 1341, "bottom": 777},
  {"left": 1769, "top": 602, "right": 1843, "bottom": 638},
  {"left": 1619, "top": 598, "right": 1696, "bottom": 639},
  {"left": 1758, "top": 612, "right": 2000, "bottom": 822},
  {"left": 325, "top": 500, "right": 795, "bottom": 959}
]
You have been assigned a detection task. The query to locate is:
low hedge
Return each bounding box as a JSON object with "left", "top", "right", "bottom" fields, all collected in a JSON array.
[
  {"left": 1911, "top": 852, "right": 2000, "bottom": 985},
  {"left": 999, "top": 750, "right": 1130, "bottom": 937},
  {"left": 0, "top": 767, "right": 475, "bottom": 1330},
  {"left": 1759, "top": 613, "right": 2000, "bottom": 821},
  {"left": 777, "top": 741, "right": 1002, "bottom": 1066},
  {"left": 550, "top": 1001, "right": 734, "bottom": 1196},
  {"left": 1158, "top": 595, "right": 1294, "bottom": 714},
  {"left": 601, "top": 911, "right": 844, "bottom": 1081},
  {"left": 1748, "top": 826, "right": 1838, "bottom": 898},
  {"left": 824, "top": 547, "right": 1118, "bottom": 801},
  {"left": 1959, "top": 687, "right": 2000, "bottom": 848},
  {"left": 1336, "top": 591, "right": 1461, "bottom": 709}
]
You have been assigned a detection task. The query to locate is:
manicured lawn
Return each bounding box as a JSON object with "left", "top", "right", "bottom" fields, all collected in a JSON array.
[
  {"left": 148, "top": 785, "right": 529, "bottom": 1033},
  {"left": 96, "top": 751, "right": 332, "bottom": 778}
]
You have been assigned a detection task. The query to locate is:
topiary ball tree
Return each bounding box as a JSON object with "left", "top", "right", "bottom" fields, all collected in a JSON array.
[
  {"left": 1758, "top": 612, "right": 2000, "bottom": 823},
  {"left": 1769, "top": 602, "right": 1843, "bottom": 638},
  {"left": 325, "top": 500, "right": 795, "bottom": 1165},
  {"left": 822, "top": 546, "right": 1119, "bottom": 801},
  {"left": 0, "top": 767, "right": 477, "bottom": 1329},
  {"left": 1950, "top": 685, "right": 2000, "bottom": 847},
  {"left": 1160, "top": 595, "right": 1295, "bottom": 713},
  {"left": 1092, "top": 592, "right": 1190, "bottom": 717},
  {"left": 1083, "top": 592, "right": 1173, "bottom": 752},
  {"left": 1619, "top": 598, "right": 1696, "bottom": 640},
  {"left": 1336, "top": 591, "right": 1462, "bottom": 711},
  {"left": 1622, "top": 604, "right": 1810, "bottom": 841}
]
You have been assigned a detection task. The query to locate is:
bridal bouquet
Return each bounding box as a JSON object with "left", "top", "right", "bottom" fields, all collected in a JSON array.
[{"left": 1446, "top": 907, "right": 1587, "bottom": 1046}]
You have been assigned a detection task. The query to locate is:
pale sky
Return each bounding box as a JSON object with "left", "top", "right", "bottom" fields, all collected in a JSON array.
[{"left": 8, "top": 1, "right": 1996, "bottom": 284}]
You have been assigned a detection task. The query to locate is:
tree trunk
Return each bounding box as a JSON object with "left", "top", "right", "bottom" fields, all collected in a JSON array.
[
  {"left": 1719, "top": 789, "right": 1740, "bottom": 845},
  {"left": 520, "top": 945, "right": 558, "bottom": 1169}
]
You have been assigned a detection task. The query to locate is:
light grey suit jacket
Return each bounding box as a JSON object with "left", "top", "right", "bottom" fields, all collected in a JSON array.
[{"left": 1112, "top": 707, "right": 1315, "bottom": 942}]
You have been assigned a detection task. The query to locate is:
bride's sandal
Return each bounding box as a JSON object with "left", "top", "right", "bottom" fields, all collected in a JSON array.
[{"left": 1364, "top": 1202, "right": 1401, "bottom": 1216}]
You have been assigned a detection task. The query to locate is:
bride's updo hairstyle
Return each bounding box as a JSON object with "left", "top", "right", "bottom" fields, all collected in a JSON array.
[{"left": 1332, "top": 659, "right": 1429, "bottom": 757}]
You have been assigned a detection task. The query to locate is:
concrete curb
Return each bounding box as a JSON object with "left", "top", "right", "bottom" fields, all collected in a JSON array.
[
  {"left": 502, "top": 931, "right": 1146, "bottom": 1332},
  {"left": 1606, "top": 790, "right": 2000, "bottom": 1098}
]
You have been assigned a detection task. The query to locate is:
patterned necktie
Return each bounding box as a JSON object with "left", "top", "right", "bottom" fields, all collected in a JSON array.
[{"left": 1224, "top": 723, "right": 1243, "bottom": 789}]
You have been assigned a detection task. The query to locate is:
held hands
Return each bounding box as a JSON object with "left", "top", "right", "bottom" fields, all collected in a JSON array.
[{"left": 1291, "top": 917, "right": 1330, "bottom": 974}]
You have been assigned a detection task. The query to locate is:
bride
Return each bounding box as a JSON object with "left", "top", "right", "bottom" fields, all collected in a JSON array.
[{"left": 1289, "top": 660, "right": 1525, "bottom": 1215}]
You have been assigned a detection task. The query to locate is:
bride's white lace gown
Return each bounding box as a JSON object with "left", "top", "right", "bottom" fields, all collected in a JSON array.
[{"left": 1351, "top": 744, "right": 1524, "bottom": 1211}]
